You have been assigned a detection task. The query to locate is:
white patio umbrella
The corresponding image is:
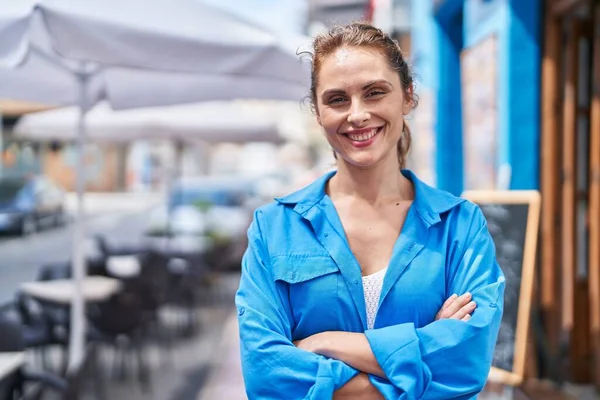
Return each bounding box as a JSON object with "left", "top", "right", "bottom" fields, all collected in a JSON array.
[
  {"left": 1, "top": 54, "right": 309, "bottom": 110},
  {"left": 13, "top": 100, "right": 309, "bottom": 144},
  {"left": 0, "top": 0, "right": 310, "bottom": 369},
  {"left": 1, "top": 0, "right": 308, "bottom": 82}
]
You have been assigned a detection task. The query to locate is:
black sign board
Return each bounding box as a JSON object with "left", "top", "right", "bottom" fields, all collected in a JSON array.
[{"left": 462, "top": 190, "right": 541, "bottom": 386}]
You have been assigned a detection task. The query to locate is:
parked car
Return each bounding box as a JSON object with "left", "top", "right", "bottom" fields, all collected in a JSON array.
[{"left": 0, "top": 176, "right": 66, "bottom": 235}]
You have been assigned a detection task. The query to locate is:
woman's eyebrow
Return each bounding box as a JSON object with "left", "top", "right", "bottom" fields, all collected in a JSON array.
[
  {"left": 362, "top": 79, "right": 393, "bottom": 90},
  {"left": 321, "top": 88, "right": 345, "bottom": 98}
]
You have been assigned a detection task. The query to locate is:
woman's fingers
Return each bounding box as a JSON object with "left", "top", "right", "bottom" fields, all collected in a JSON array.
[
  {"left": 440, "top": 293, "right": 458, "bottom": 311},
  {"left": 462, "top": 314, "right": 471, "bottom": 322},
  {"left": 450, "top": 301, "right": 477, "bottom": 320},
  {"left": 437, "top": 293, "right": 472, "bottom": 319}
]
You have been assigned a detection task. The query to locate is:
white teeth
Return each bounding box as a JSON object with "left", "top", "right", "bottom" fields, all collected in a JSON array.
[{"left": 347, "top": 128, "right": 378, "bottom": 142}]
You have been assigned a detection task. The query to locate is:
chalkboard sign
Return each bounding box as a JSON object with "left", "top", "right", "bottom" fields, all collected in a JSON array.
[{"left": 462, "top": 190, "right": 541, "bottom": 386}]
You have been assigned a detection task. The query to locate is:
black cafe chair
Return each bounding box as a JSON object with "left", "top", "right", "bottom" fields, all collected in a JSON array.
[{"left": 0, "top": 308, "right": 68, "bottom": 400}]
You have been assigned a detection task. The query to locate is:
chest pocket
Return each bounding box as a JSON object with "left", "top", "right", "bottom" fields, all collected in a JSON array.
[{"left": 272, "top": 255, "right": 340, "bottom": 337}]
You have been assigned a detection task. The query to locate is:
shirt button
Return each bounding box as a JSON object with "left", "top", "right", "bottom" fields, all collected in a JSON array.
[
  {"left": 238, "top": 307, "right": 246, "bottom": 316},
  {"left": 489, "top": 303, "right": 497, "bottom": 308},
  {"left": 324, "top": 233, "right": 328, "bottom": 237}
]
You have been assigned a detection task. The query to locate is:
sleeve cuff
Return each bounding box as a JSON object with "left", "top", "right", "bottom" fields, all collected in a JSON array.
[
  {"left": 365, "top": 323, "right": 419, "bottom": 369},
  {"left": 369, "top": 375, "right": 405, "bottom": 399},
  {"left": 305, "top": 357, "right": 359, "bottom": 399},
  {"left": 365, "top": 323, "right": 430, "bottom": 397},
  {"left": 327, "top": 357, "right": 360, "bottom": 389}
]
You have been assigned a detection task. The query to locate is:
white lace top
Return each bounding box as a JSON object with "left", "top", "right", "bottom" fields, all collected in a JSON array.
[{"left": 362, "top": 267, "right": 388, "bottom": 330}]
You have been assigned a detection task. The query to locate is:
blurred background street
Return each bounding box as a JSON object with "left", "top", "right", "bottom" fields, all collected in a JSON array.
[
  {"left": 0, "top": 0, "right": 599, "bottom": 399},
  {"left": 0, "top": 192, "right": 161, "bottom": 305}
]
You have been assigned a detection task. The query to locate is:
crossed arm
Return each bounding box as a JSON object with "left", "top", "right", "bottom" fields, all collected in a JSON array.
[
  {"left": 295, "top": 294, "right": 477, "bottom": 399},
  {"left": 237, "top": 208, "right": 504, "bottom": 400}
]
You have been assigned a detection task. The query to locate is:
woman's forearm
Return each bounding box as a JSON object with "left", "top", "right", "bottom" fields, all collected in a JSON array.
[
  {"left": 295, "top": 331, "right": 385, "bottom": 378},
  {"left": 324, "top": 332, "right": 385, "bottom": 377},
  {"left": 333, "top": 373, "right": 384, "bottom": 400}
]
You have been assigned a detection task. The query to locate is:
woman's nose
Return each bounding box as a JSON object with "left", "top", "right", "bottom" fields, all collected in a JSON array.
[{"left": 347, "top": 105, "right": 370, "bottom": 126}]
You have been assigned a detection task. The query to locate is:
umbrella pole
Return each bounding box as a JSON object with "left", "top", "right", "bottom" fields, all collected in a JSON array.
[
  {"left": 68, "top": 70, "right": 91, "bottom": 371},
  {"left": 164, "top": 141, "right": 184, "bottom": 252}
]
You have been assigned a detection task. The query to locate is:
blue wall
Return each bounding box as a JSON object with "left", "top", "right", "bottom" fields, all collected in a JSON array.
[
  {"left": 506, "top": 0, "right": 541, "bottom": 190},
  {"left": 410, "top": 0, "right": 541, "bottom": 193},
  {"left": 435, "top": 5, "right": 464, "bottom": 196}
]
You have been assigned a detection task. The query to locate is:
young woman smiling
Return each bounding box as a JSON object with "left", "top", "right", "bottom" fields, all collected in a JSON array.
[{"left": 236, "top": 22, "right": 505, "bottom": 400}]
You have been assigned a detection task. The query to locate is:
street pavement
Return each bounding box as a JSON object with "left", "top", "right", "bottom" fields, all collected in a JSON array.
[{"left": 198, "top": 312, "right": 246, "bottom": 400}]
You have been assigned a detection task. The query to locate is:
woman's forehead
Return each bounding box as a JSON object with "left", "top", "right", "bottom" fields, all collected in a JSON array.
[
  {"left": 324, "top": 46, "right": 386, "bottom": 67},
  {"left": 317, "top": 47, "right": 396, "bottom": 89},
  {"left": 333, "top": 46, "right": 381, "bottom": 59}
]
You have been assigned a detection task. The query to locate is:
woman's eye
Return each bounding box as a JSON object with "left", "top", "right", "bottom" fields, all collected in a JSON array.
[
  {"left": 328, "top": 97, "right": 346, "bottom": 104},
  {"left": 367, "top": 90, "right": 385, "bottom": 97}
]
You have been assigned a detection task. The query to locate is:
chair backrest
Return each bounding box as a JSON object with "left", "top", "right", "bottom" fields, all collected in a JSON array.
[
  {"left": 87, "top": 287, "right": 146, "bottom": 336},
  {"left": 0, "top": 309, "right": 25, "bottom": 352},
  {"left": 134, "top": 250, "right": 172, "bottom": 309}
]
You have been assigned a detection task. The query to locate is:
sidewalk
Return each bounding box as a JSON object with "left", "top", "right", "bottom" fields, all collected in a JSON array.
[{"left": 197, "top": 312, "right": 247, "bottom": 400}]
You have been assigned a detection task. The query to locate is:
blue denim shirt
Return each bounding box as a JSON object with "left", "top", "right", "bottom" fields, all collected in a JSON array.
[{"left": 236, "top": 170, "right": 505, "bottom": 399}]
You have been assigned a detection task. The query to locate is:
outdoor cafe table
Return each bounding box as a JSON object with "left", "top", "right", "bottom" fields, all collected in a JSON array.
[{"left": 19, "top": 276, "right": 122, "bottom": 305}]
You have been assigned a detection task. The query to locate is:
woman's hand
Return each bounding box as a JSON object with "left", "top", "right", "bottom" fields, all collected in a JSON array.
[{"left": 435, "top": 293, "right": 476, "bottom": 321}]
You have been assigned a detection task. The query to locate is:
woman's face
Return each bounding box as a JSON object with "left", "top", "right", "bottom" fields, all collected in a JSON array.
[{"left": 315, "top": 46, "right": 412, "bottom": 169}]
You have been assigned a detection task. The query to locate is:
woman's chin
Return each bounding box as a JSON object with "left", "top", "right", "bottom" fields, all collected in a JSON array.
[
  {"left": 337, "top": 145, "right": 400, "bottom": 169},
  {"left": 340, "top": 152, "right": 381, "bottom": 169}
]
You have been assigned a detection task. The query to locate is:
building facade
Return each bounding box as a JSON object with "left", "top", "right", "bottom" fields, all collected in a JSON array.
[
  {"left": 539, "top": 0, "right": 600, "bottom": 386},
  {"left": 410, "top": 0, "right": 600, "bottom": 387},
  {"left": 410, "top": 0, "right": 541, "bottom": 195}
]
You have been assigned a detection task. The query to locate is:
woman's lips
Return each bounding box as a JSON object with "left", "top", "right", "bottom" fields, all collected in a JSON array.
[{"left": 343, "top": 126, "right": 383, "bottom": 148}]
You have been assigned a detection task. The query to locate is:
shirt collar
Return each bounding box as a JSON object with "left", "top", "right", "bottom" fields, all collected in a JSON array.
[{"left": 275, "top": 169, "right": 464, "bottom": 226}]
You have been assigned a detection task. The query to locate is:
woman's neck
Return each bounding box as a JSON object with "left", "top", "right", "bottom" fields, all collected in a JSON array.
[{"left": 328, "top": 157, "right": 413, "bottom": 205}]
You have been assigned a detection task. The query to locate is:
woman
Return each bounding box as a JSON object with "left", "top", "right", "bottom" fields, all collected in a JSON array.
[{"left": 236, "top": 22, "right": 505, "bottom": 399}]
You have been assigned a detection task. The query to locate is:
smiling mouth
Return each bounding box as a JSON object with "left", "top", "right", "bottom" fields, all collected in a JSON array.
[{"left": 343, "top": 126, "right": 383, "bottom": 142}]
